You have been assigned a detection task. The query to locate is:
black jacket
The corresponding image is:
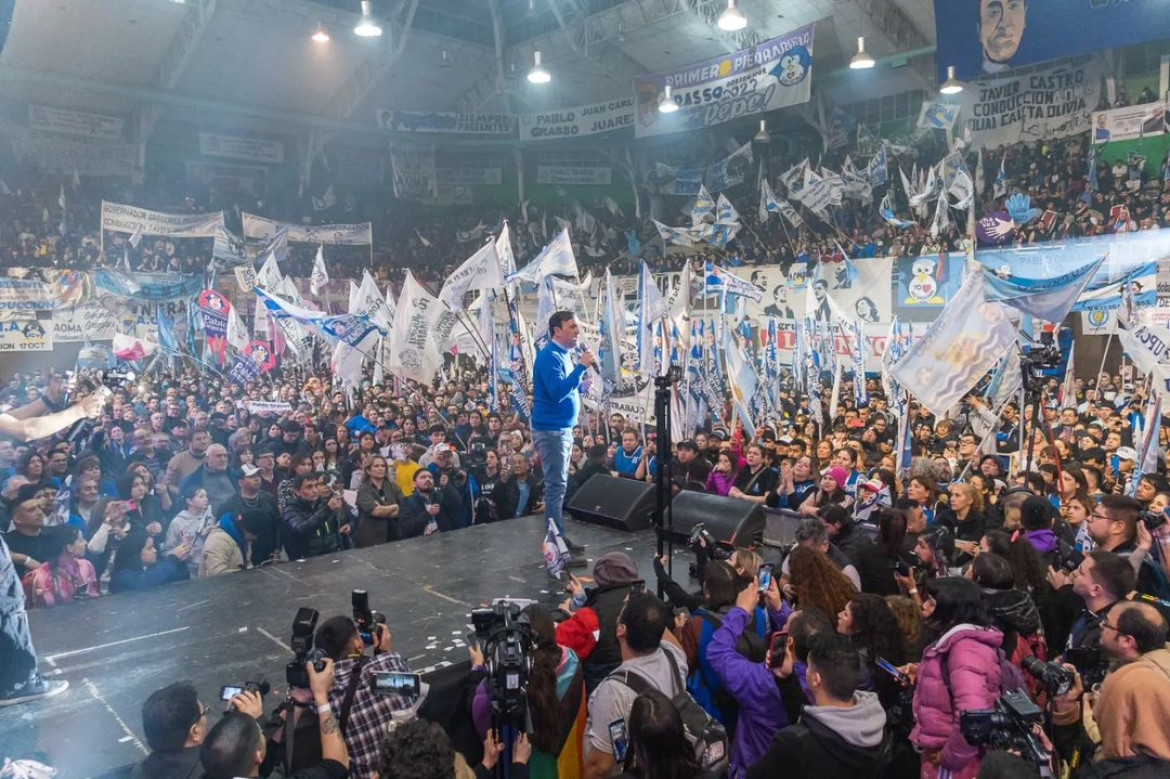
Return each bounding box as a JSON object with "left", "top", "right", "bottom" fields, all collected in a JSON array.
[
  {"left": 832, "top": 521, "right": 892, "bottom": 595},
  {"left": 397, "top": 485, "right": 461, "bottom": 539},
  {"left": 128, "top": 746, "right": 201, "bottom": 779},
  {"left": 747, "top": 693, "right": 892, "bottom": 779},
  {"left": 495, "top": 472, "right": 544, "bottom": 520},
  {"left": 282, "top": 496, "right": 344, "bottom": 559}
]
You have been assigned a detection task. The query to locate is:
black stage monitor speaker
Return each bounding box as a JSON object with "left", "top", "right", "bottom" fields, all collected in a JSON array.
[
  {"left": 665, "top": 491, "right": 766, "bottom": 548},
  {"left": 567, "top": 474, "right": 656, "bottom": 532}
]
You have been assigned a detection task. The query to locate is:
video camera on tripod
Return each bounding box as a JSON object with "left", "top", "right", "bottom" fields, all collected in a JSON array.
[
  {"left": 471, "top": 601, "right": 536, "bottom": 732},
  {"left": 1020, "top": 327, "right": 1063, "bottom": 393}
]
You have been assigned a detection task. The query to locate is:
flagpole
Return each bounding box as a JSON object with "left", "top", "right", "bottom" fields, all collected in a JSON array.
[{"left": 1095, "top": 331, "right": 1115, "bottom": 393}]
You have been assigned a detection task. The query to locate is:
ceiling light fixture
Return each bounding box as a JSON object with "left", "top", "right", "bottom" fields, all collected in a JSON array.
[
  {"left": 659, "top": 84, "right": 679, "bottom": 113},
  {"left": 439, "top": 49, "right": 452, "bottom": 68},
  {"left": 850, "top": 36, "right": 875, "bottom": 69},
  {"left": 311, "top": 24, "right": 330, "bottom": 43},
  {"left": 754, "top": 119, "right": 769, "bottom": 142},
  {"left": 717, "top": 0, "right": 747, "bottom": 32},
  {"left": 354, "top": 1, "right": 383, "bottom": 37},
  {"left": 527, "top": 0, "right": 537, "bottom": 16},
  {"left": 527, "top": 51, "right": 551, "bottom": 84},
  {"left": 939, "top": 65, "right": 964, "bottom": 95}
]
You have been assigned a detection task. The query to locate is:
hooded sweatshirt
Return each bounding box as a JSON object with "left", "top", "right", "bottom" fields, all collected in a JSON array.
[
  {"left": 746, "top": 691, "right": 890, "bottom": 779},
  {"left": 164, "top": 508, "right": 214, "bottom": 578}
]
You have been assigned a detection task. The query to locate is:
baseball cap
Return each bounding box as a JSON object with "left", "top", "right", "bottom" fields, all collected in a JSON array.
[
  {"left": 859, "top": 477, "right": 884, "bottom": 493},
  {"left": 1115, "top": 447, "right": 1137, "bottom": 462},
  {"left": 241, "top": 464, "right": 262, "bottom": 477}
]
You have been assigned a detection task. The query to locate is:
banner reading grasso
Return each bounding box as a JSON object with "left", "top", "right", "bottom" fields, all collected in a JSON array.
[
  {"left": 633, "top": 23, "right": 814, "bottom": 138},
  {"left": 953, "top": 58, "right": 1104, "bottom": 149},
  {"left": 519, "top": 98, "right": 636, "bottom": 141},
  {"left": 241, "top": 214, "right": 373, "bottom": 245},
  {"left": 934, "top": 0, "right": 1170, "bottom": 82},
  {"left": 100, "top": 201, "right": 224, "bottom": 238}
]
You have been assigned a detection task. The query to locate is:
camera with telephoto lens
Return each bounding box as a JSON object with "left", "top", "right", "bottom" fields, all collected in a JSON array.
[
  {"left": 352, "top": 590, "right": 386, "bottom": 647},
  {"left": 1053, "top": 538, "right": 1084, "bottom": 573},
  {"left": 286, "top": 607, "right": 328, "bottom": 689},
  {"left": 960, "top": 691, "right": 1051, "bottom": 767},
  {"left": 687, "top": 523, "right": 732, "bottom": 562},
  {"left": 1065, "top": 645, "right": 1109, "bottom": 689},
  {"left": 465, "top": 441, "right": 488, "bottom": 472},
  {"left": 1021, "top": 655, "right": 1075, "bottom": 697},
  {"left": 471, "top": 601, "right": 536, "bottom": 731},
  {"left": 1142, "top": 507, "right": 1169, "bottom": 533}
]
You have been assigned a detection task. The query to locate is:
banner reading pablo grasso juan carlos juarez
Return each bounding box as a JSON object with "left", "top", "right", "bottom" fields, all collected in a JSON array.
[
  {"left": 633, "top": 23, "right": 814, "bottom": 138},
  {"left": 519, "top": 98, "right": 635, "bottom": 141}
]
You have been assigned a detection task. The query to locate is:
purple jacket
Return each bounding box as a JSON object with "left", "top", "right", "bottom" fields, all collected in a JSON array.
[
  {"left": 910, "top": 625, "right": 1004, "bottom": 771},
  {"left": 708, "top": 605, "right": 791, "bottom": 778},
  {"left": 705, "top": 470, "right": 736, "bottom": 497},
  {"left": 1024, "top": 528, "right": 1057, "bottom": 555}
]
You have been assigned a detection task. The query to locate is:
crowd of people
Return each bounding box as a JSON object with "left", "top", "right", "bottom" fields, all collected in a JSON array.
[{"left": 3, "top": 102, "right": 1170, "bottom": 778}]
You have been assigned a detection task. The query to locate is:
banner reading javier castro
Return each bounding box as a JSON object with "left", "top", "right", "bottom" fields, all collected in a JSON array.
[
  {"left": 954, "top": 58, "right": 1103, "bottom": 149},
  {"left": 934, "top": 0, "right": 1170, "bottom": 82},
  {"left": 632, "top": 23, "right": 814, "bottom": 138}
]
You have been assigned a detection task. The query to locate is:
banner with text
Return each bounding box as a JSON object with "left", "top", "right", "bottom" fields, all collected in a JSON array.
[
  {"left": 51, "top": 300, "right": 119, "bottom": 342},
  {"left": 1091, "top": 102, "right": 1168, "bottom": 144},
  {"left": 519, "top": 97, "right": 636, "bottom": 141},
  {"left": 390, "top": 144, "right": 437, "bottom": 200},
  {"left": 535, "top": 166, "right": 613, "bottom": 185},
  {"left": 100, "top": 201, "right": 225, "bottom": 238},
  {"left": 954, "top": 57, "right": 1104, "bottom": 149},
  {"left": 633, "top": 22, "right": 815, "bottom": 138},
  {"left": 377, "top": 110, "right": 515, "bottom": 136},
  {"left": 4, "top": 127, "right": 135, "bottom": 176},
  {"left": 198, "top": 132, "right": 285, "bottom": 164},
  {"left": 241, "top": 214, "right": 373, "bottom": 245},
  {"left": 0, "top": 319, "right": 52, "bottom": 352},
  {"left": 28, "top": 105, "right": 123, "bottom": 140}
]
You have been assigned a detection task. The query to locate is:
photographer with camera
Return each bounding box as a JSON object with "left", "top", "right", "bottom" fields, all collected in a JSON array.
[
  {"left": 311, "top": 610, "right": 417, "bottom": 778},
  {"left": 1050, "top": 550, "right": 1134, "bottom": 665},
  {"left": 201, "top": 657, "right": 348, "bottom": 779},
  {"left": 129, "top": 681, "right": 208, "bottom": 779},
  {"left": 1050, "top": 601, "right": 1170, "bottom": 772},
  {"left": 555, "top": 552, "right": 643, "bottom": 694}
]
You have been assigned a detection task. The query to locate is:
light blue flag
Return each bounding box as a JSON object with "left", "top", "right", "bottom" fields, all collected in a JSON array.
[
  {"left": 890, "top": 273, "right": 1017, "bottom": 417},
  {"left": 981, "top": 248, "right": 1106, "bottom": 323},
  {"left": 636, "top": 261, "right": 666, "bottom": 374},
  {"left": 1130, "top": 392, "right": 1161, "bottom": 494},
  {"left": 255, "top": 288, "right": 385, "bottom": 347},
  {"left": 599, "top": 270, "right": 623, "bottom": 393},
  {"left": 533, "top": 278, "right": 556, "bottom": 351},
  {"left": 156, "top": 304, "right": 179, "bottom": 353},
  {"left": 867, "top": 146, "right": 888, "bottom": 187},
  {"left": 506, "top": 228, "right": 579, "bottom": 284},
  {"left": 850, "top": 318, "right": 867, "bottom": 406},
  {"left": 723, "top": 331, "right": 757, "bottom": 438}
]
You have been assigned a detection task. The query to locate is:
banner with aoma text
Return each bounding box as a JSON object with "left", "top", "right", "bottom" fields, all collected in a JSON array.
[{"left": 632, "top": 22, "right": 815, "bottom": 138}]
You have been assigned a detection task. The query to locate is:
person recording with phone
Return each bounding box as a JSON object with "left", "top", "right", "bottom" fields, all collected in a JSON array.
[
  {"left": 201, "top": 657, "right": 348, "bottom": 779},
  {"left": 282, "top": 474, "right": 346, "bottom": 559}
]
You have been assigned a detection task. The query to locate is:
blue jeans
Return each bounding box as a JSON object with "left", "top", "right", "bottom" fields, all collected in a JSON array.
[{"left": 532, "top": 427, "right": 574, "bottom": 535}]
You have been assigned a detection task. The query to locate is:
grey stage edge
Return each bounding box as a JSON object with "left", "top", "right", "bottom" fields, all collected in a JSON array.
[{"left": 0, "top": 516, "right": 661, "bottom": 777}]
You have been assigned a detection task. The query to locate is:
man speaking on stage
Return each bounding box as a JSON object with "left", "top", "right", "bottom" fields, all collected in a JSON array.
[{"left": 532, "top": 311, "right": 594, "bottom": 564}]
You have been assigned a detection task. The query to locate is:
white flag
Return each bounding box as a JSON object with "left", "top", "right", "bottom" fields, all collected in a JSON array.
[
  {"left": 506, "top": 229, "right": 578, "bottom": 284},
  {"left": 310, "top": 245, "right": 329, "bottom": 295},
  {"left": 440, "top": 240, "right": 502, "bottom": 309},
  {"left": 353, "top": 270, "right": 390, "bottom": 330},
  {"left": 128, "top": 225, "right": 143, "bottom": 249},
  {"left": 256, "top": 251, "right": 281, "bottom": 290},
  {"left": 388, "top": 271, "right": 445, "bottom": 385},
  {"left": 715, "top": 194, "right": 740, "bottom": 225},
  {"left": 226, "top": 304, "right": 248, "bottom": 351}
]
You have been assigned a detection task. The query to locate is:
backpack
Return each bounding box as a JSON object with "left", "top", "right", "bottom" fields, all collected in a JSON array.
[
  {"left": 612, "top": 647, "right": 730, "bottom": 774},
  {"left": 693, "top": 609, "right": 767, "bottom": 731}
]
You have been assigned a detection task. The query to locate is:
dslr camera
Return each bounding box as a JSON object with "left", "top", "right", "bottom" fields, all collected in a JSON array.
[
  {"left": 352, "top": 590, "right": 386, "bottom": 647},
  {"left": 286, "top": 607, "right": 328, "bottom": 689},
  {"left": 1065, "top": 645, "right": 1109, "bottom": 688},
  {"left": 687, "top": 523, "right": 733, "bottom": 562},
  {"left": 1142, "top": 507, "right": 1169, "bottom": 533},
  {"left": 1021, "top": 655, "right": 1075, "bottom": 697}
]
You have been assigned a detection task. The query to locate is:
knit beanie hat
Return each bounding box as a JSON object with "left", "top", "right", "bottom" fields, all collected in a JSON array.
[
  {"left": 593, "top": 552, "right": 639, "bottom": 586},
  {"left": 825, "top": 467, "right": 850, "bottom": 489}
]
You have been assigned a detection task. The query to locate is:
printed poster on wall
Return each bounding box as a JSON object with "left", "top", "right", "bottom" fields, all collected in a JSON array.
[
  {"left": 519, "top": 98, "right": 636, "bottom": 141},
  {"left": 953, "top": 58, "right": 1104, "bottom": 149},
  {"left": 1091, "top": 102, "right": 1168, "bottom": 144},
  {"left": 934, "top": 0, "right": 1170, "bottom": 82},
  {"left": 633, "top": 22, "right": 815, "bottom": 138}
]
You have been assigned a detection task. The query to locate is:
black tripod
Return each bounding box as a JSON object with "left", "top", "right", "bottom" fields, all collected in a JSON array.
[
  {"left": 653, "top": 366, "right": 681, "bottom": 598},
  {"left": 1019, "top": 331, "right": 1063, "bottom": 478}
]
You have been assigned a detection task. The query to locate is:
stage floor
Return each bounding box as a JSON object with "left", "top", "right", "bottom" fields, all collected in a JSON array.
[{"left": 1, "top": 516, "right": 663, "bottom": 777}]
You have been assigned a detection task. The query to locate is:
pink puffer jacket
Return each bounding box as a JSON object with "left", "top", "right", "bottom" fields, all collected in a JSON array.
[{"left": 910, "top": 624, "right": 1004, "bottom": 772}]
